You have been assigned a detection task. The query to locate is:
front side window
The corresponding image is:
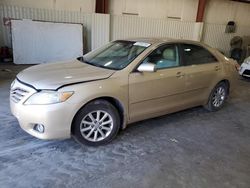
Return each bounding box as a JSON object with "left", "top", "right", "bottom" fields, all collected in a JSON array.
[
  {"left": 180, "top": 44, "right": 217, "bottom": 66},
  {"left": 81, "top": 40, "right": 150, "bottom": 70},
  {"left": 142, "top": 44, "right": 180, "bottom": 69}
]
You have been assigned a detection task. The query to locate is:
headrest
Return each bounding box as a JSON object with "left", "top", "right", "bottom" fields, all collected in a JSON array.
[{"left": 162, "top": 48, "right": 175, "bottom": 61}]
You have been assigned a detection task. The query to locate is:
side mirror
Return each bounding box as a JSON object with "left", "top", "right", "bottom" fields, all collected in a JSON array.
[{"left": 137, "top": 63, "right": 156, "bottom": 72}]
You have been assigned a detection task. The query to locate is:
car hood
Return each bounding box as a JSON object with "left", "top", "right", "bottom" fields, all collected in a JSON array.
[
  {"left": 17, "top": 60, "right": 115, "bottom": 90},
  {"left": 242, "top": 56, "right": 250, "bottom": 65}
]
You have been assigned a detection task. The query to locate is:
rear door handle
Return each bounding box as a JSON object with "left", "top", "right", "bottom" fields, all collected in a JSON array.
[
  {"left": 176, "top": 72, "right": 185, "bottom": 78},
  {"left": 215, "top": 66, "right": 221, "bottom": 71}
]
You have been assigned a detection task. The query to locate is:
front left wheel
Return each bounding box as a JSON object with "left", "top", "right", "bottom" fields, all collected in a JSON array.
[{"left": 72, "top": 100, "right": 120, "bottom": 146}]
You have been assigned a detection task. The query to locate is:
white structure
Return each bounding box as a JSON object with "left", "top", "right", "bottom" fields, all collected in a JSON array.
[{"left": 12, "top": 20, "right": 83, "bottom": 64}]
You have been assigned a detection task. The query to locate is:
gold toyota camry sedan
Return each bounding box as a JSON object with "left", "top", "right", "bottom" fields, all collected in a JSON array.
[{"left": 10, "top": 38, "right": 239, "bottom": 146}]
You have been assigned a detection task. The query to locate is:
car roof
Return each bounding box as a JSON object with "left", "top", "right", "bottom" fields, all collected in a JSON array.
[{"left": 122, "top": 37, "right": 209, "bottom": 47}]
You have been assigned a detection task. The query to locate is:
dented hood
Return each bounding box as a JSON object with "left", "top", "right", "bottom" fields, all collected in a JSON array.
[{"left": 17, "top": 59, "right": 115, "bottom": 90}]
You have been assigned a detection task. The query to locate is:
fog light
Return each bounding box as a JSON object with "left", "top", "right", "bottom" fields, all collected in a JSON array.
[{"left": 34, "top": 124, "right": 45, "bottom": 133}]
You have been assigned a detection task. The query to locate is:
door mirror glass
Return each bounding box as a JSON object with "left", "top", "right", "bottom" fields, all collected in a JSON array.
[{"left": 137, "top": 63, "right": 156, "bottom": 72}]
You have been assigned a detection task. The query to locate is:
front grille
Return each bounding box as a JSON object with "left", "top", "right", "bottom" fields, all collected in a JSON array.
[{"left": 10, "top": 87, "right": 29, "bottom": 103}]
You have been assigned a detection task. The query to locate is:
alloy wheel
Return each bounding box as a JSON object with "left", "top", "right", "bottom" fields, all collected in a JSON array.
[
  {"left": 80, "top": 110, "right": 113, "bottom": 142},
  {"left": 212, "top": 86, "right": 226, "bottom": 107}
]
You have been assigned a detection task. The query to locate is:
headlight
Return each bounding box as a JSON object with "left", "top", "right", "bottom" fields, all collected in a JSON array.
[
  {"left": 24, "top": 91, "right": 74, "bottom": 105},
  {"left": 11, "top": 80, "right": 15, "bottom": 88},
  {"left": 244, "top": 57, "right": 250, "bottom": 65},
  {"left": 245, "top": 60, "right": 250, "bottom": 65}
]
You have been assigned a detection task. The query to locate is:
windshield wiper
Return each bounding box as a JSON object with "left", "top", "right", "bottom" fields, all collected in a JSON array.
[
  {"left": 77, "top": 56, "right": 119, "bottom": 71},
  {"left": 77, "top": 56, "right": 92, "bottom": 65},
  {"left": 77, "top": 56, "right": 87, "bottom": 63}
]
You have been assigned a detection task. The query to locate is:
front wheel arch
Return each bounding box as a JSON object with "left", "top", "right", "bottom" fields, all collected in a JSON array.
[
  {"left": 220, "top": 79, "right": 230, "bottom": 95},
  {"left": 71, "top": 97, "right": 125, "bottom": 134}
]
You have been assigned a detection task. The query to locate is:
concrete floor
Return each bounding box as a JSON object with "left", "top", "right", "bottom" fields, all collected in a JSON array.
[{"left": 0, "top": 64, "right": 250, "bottom": 188}]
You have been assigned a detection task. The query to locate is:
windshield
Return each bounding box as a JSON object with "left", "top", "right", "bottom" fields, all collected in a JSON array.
[{"left": 81, "top": 40, "right": 151, "bottom": 70}]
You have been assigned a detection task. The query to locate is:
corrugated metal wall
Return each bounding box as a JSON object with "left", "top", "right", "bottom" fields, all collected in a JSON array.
[
  {"left": 202, "top": 23, "right": 250, "bottom": 56},
  {"left": 110, "top": 15, "right": 196, "bottom": 41},
  {"left": 91, "top": 14, "right": 110, "bottom": 50},
  {"left": 1, "top": 5, "right": 249, "bottom": 56}
]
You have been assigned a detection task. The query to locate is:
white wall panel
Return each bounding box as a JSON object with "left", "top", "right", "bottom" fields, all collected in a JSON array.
[
  {"left": 0, "top": 5, "right": 92, "bottom": 51},
  {"left": 110, "top": 15, "right": 196, "bottom": 41},
  {"left": 12, "top": 20, "right": 83, "bottom": 64}
]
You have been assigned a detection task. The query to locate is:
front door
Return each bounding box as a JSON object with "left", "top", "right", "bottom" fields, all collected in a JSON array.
[{"left": 128, "top": 44, "right": 186, "bottom": 123}]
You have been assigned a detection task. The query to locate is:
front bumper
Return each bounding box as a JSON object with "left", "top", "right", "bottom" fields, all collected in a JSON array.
[
  {"left": 239, "top": 63, "right": 250, "bottom": 77},
  {"left": 10, "top": 100, "right": 72, "bottom": 140},
  {"left": 10, "top": 80, "right": 73, "bottom": 140}
]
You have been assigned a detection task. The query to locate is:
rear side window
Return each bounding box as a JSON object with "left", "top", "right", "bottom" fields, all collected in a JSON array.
[{"left": 180, "top": 44, "right": 217, "bottom": 66}]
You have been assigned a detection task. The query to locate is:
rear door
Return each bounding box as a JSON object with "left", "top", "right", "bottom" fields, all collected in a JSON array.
[{"left": 179, "top": 43, "right": 222, "bottom": 104}]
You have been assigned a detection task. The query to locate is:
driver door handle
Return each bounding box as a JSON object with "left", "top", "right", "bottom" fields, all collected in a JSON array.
[{"left": 176, "top": 72, "right": 185, "bottom": 78}]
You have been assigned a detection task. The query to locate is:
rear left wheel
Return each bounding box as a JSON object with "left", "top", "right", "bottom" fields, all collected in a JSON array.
[
  {"left": 72, "top": 100, "right": 120, "bottom": 146},
  {"left": 205, "top": 82, "right": 228, "bottom": 112}
]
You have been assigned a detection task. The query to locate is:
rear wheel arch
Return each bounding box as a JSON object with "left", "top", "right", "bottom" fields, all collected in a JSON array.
[
  {"left": 210, "top": 79, "right": 230, "bottom": 99},
  {"left": 218, "top": 79, "right": 230, "bottom": 94},
  {"left": 205, "top": 79, "right": 230, "bottom": 111}
]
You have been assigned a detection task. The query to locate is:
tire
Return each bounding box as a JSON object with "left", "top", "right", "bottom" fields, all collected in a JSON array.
[
  {"left": 72, "top": 100, "right": 120, "bottom": 146},
  {"left": 205, "top": 82, "right": 228, "bottom": 112}
]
